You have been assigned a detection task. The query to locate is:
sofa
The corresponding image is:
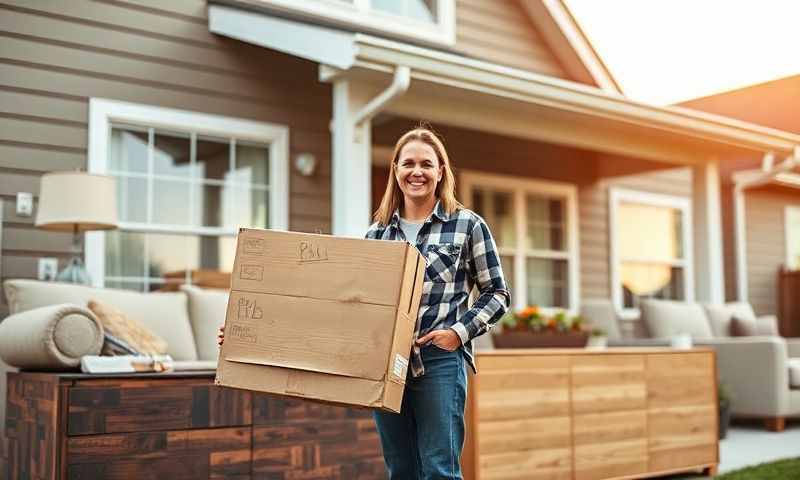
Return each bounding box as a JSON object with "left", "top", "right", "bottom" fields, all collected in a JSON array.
[
  {"left": 580, "top": 298, "right": 800, "bottom": 431},
  {"left": 0, "top": 279, "right": 229, "bottom": 454}
]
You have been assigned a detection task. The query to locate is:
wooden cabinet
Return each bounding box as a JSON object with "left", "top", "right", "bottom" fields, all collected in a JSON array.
[
  {"left": 464, "top": 348, "right": 719, "bottom": 480},
  {"left": 5, "top": 371, "right": 384, "bottom": 480}
]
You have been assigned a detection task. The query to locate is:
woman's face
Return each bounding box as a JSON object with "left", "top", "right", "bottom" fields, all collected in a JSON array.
[{"left": 394, "top": 140, "right": 443, "bottom": 202}]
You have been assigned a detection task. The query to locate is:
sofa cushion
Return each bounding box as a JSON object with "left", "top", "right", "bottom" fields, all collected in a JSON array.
[
  {"left": 702, "top": 302, "right": 757, "bottom": 337},
  {"left": 181, "top": 285, "right": 228, "bottom": 361},
  {"left": 579, "top": 299, "right": 622, "bottom": 341},
  {"left": 0, "top": 303, "right": 103, "bottom": 369},
  {"left": 3, "top": 279, "right": 197, "bottom": 361},
  {"left": 640, "top": 299, "right": 713, "bottom": 340},
  {"left": 88, "top": 299, "right": 169, "bottom": 356},
  {"left": 789, "top": 358, "right": 800, "bottom": 389}
]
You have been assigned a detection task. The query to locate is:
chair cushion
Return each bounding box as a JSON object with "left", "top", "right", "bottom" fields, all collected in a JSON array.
[
  {"left": 181, "top": 285, "right": 228, "bottom": 361},
  {"left": 789, "top": 358, "right": 800, "bottom": 389},
  {"left": 3, "top": 279, "right": 197, "bottom": 360},
  {"left": 702, "top": 302, "right": 757, "bottom": 337},
  {"left": 640, "top": 299, "right": 713, "bottom": 340},
  {"left": 88, "top": 299, "right": 168, "bottom": 356}
]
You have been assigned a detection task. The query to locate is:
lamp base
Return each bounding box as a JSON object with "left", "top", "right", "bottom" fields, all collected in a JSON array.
[{"left": 56, "top": 256, "right": 91, "bottom": 285}]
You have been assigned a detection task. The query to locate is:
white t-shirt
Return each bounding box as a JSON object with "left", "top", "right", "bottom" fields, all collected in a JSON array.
[{"left": 399, "top": 217, "right": 424, "bottom": 245}]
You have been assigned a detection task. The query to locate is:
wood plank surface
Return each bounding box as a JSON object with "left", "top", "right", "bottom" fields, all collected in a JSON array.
[{"left": 67, "top": 380, "right": 251, "bottom": 436}]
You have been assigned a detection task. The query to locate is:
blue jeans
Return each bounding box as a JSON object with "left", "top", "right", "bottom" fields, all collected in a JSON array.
[{"left": 374, "top": 344, "right": 468, "bottom": 480}]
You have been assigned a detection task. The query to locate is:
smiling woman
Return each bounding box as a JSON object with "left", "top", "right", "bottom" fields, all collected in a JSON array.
[{"left": 366, "top": 125, "right": 510, "bottom": 480}]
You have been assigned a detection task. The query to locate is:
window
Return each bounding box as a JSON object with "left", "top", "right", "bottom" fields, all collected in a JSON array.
[
  {"left": 87, "top": 99, "right": 288, "bottom": 291},
  {"left": 785, "top": 206, "right": 800, "bottom": 269},
  {"left": 609, "top": 188, "right": 693, "bottom": 317},
  {"left": 255, "top": 0, "right": 456, "bottom": 46},
  {"left": 461, "top": 172, "right": 579, "bottom": 314}
]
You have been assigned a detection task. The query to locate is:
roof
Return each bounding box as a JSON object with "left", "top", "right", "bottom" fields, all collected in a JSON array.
[{"left": 679, "top": 74, "right": 800, "bottom": 134}]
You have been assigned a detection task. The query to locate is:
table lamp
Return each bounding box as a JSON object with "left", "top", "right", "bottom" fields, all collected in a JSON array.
[{"left": 35, "top": 171, "right": 118, "bottom": 284}]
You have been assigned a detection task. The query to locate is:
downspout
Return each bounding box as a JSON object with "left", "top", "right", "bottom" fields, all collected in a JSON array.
[
  {"left": 353, "top": 65, "right": 411, "bottom": 127},
  {"left": 734, "top": 146, "right": 800, "bottom": 301}
]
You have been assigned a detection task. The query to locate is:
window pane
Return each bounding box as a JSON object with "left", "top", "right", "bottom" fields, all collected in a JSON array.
[
  {"left": 110, "top": 127, "right": 148, "bottom": 173},
  {"left": 618, "top": 202, "right": 683, "bottom": 261},
  {"left": 526, "top": 258, "right": 568, "bottom": 308},
  {"left": 373, "top": 0, "right": 437, "bottom": 23},
  {"left": 787, "top": 208, "right": 800, "bottom": 269},
  {"left": 153, "top": 179, "right": 191, "bottom": 226},
  {"left": 153, "top": 130, "right": 191, "bottom": 177},
  {"left": 105, "top": 231, "right": 146, "bottom": 278},
  {"left": 526, "top": 195, "right": 565, "bottom": 251},
  {"left": 116, "top": 176, "right": 147, "bottom": 223},
  {"left": 500, "top": 255, "right": 514, "bottom": 304},
  {"left": 147, "top": 233, "right": 195, "bottom": 279},
  {"left": 234, "top": 142, "right": 269, "bottom": 186},
  {"left": 197, "top": 136, "right": 230, "bottom": 181},
  {"left": 197, "top": 183, "right": 224, "bottom": 228},
  {"left": 105, "top": 280, "right": 146, "bottom": 293},
  {"left": 471, "top": 188, "right": 515, "bottom": 248},
  {"left": 221, "top": 187, "right": 268, "bottom": 229},
  {"left": 622, "top": 263, "right": 684, "bottom": 308}
]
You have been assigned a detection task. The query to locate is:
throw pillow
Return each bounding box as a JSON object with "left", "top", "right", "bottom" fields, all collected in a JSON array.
[
  {"left": 730, "top": 315, "right": 757, "bottom": 337},
  {"left": 756, "top": 315, "right": 780, "bottom": 336},
  {"left": 88, "top": 299, "right": 168, "bottom": 356}
]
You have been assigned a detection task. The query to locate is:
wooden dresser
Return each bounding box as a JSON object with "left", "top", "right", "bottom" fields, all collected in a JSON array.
[
  {"left": 463, "top": 348, "right": 719, "bottom": 480},
  {"left": 4, "top": 371, "right": 385, "bottom": 479}
]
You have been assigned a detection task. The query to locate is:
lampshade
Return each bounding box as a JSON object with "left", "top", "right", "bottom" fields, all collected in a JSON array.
[{"left": 35, "top": 171, "right": 119, "bottom": 232}]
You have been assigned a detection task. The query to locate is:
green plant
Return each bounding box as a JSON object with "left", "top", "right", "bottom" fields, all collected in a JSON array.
[
  {"left": 718, "top": 380, "right": 733, "bottom": 408},
  {"left": 498, "top": 306, "right": 587, "bottom": 334},
  {"left": 590, "top": 327, "right": 607, "bottom": 337}
]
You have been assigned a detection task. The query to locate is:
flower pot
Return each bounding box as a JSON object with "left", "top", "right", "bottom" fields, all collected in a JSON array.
[
  {"left": 586, "top": 335, "right": 608, "bottom": 349},
  {"left": 493, "top": 331, "right": 590, "bottom": 348},
  {"left": 719, "top": 401, "right": 732, "bottom": 439}
]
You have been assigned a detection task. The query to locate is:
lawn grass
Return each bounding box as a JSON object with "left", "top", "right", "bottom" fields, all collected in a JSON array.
[{"left": 716, "top": 457, "right": 800, "bottom": 479}]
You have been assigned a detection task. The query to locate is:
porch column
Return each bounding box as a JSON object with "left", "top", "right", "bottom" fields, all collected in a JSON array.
[
  {"left": 331, "top": 78, "right": 372, "bottom": 237},
  {"left": 692, "top": 160, "right": 725, "bottom": 304}
]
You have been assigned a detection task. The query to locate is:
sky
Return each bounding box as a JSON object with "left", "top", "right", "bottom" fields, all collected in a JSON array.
[{"left": 564, "top": 0, "right": 800, "bottom": 105}]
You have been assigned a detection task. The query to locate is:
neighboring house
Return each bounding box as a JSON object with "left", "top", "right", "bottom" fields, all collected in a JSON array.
[
  {"left": 681, "top": 75, "right": 800, "bottom": 320},
  {"left": 0, "top": 0, "right": 798, "bottom": 327}
]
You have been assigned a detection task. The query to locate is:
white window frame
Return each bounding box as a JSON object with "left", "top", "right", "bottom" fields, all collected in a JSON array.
[
  {"left": 86, "top": 98, "right": 289, "bottom": 288},
  {"left": 784, "top": 205, "right": 800, "bottom": 270},
  {"left": 461, "top": 171, "right": 580, "bottom": 316},
  {"left": 609, "top": 188, "right": 694, "bottom": 319},
  {"left": 254, "top": 0, "right": 456, "bottom": 47}
]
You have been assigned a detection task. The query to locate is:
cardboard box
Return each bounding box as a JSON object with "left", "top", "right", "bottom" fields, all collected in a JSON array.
[{"left": 215, "top": 228, "right": 426, "bottom": 413}]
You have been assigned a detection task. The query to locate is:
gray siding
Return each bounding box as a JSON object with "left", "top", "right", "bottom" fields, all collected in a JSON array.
[
  {"left": 0, "top": 0, "right": 334, "bottom": 315},
  {"left": 455, "top": 0, "right": 569, "bottom": 78},
  {"left": 743, "top": 186, "right": 800, "bottom": 316}
]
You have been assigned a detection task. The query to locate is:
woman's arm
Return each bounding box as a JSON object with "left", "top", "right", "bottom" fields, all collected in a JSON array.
[{"left": 450, "top": 218, "right": 511, "bottom": 345}]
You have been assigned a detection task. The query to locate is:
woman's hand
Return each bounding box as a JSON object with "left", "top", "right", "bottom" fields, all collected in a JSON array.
[
  {"left": 217, "top": 325, "right": 225, "bottom": 347},
  {"left": 416, "top": 329, "right": 461, "bottom": 351}
]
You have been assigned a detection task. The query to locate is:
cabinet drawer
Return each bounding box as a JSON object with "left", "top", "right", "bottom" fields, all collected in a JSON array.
[
  {"left": 67, "top": 427, "right": 251, "bottom": 479},
  {"left": 67, "top": 379, "right": 251, "bottom": 436}
]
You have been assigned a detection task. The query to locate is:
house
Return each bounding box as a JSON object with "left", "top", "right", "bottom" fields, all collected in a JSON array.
[
  {"left": 680, "top": 75, "right": 800, "bottom": 332},
  {"left": 2, "top": 0, "right": 800, "bottom": 472}
]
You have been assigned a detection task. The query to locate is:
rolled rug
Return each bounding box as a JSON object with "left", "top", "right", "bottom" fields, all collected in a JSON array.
[{"left": 0, "top": 303, "right": 104, "bottom": 369}]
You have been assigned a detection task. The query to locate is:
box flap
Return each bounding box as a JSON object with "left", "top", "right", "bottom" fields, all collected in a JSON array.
[
  {"left": 233, "top": 229, "right": 408, "bottom": 307},
  {"left": 221, "top": 291, "right": 396, "bottom": 381}
]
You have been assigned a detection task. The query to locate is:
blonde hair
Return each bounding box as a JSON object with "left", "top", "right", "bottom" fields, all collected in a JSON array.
[{"left": 373, "top": 125, "right": 462, "bottom": 226}]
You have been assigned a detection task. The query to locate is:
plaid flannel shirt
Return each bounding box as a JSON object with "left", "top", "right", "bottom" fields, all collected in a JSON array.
[{"left": 365, "top": 201, "right": 510, "bottom": 377}]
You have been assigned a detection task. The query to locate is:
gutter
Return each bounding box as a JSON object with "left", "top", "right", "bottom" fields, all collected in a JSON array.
[{"left": 734, "top": 146, "right": 800, "bottom": 301}]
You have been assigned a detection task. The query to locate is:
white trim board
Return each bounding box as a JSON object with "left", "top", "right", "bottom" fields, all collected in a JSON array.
[
  {"left": 608, "top": 187, "right": 694, "bottom": 319},
  {"left": 214, "top": 0, "right": 456, "bottom": 48},
  {"left": 86, "top": 98, "right": 289, "bottom": 288},
  {"left": 460, "top": 170, "right": 580, "bottom": 316}
]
